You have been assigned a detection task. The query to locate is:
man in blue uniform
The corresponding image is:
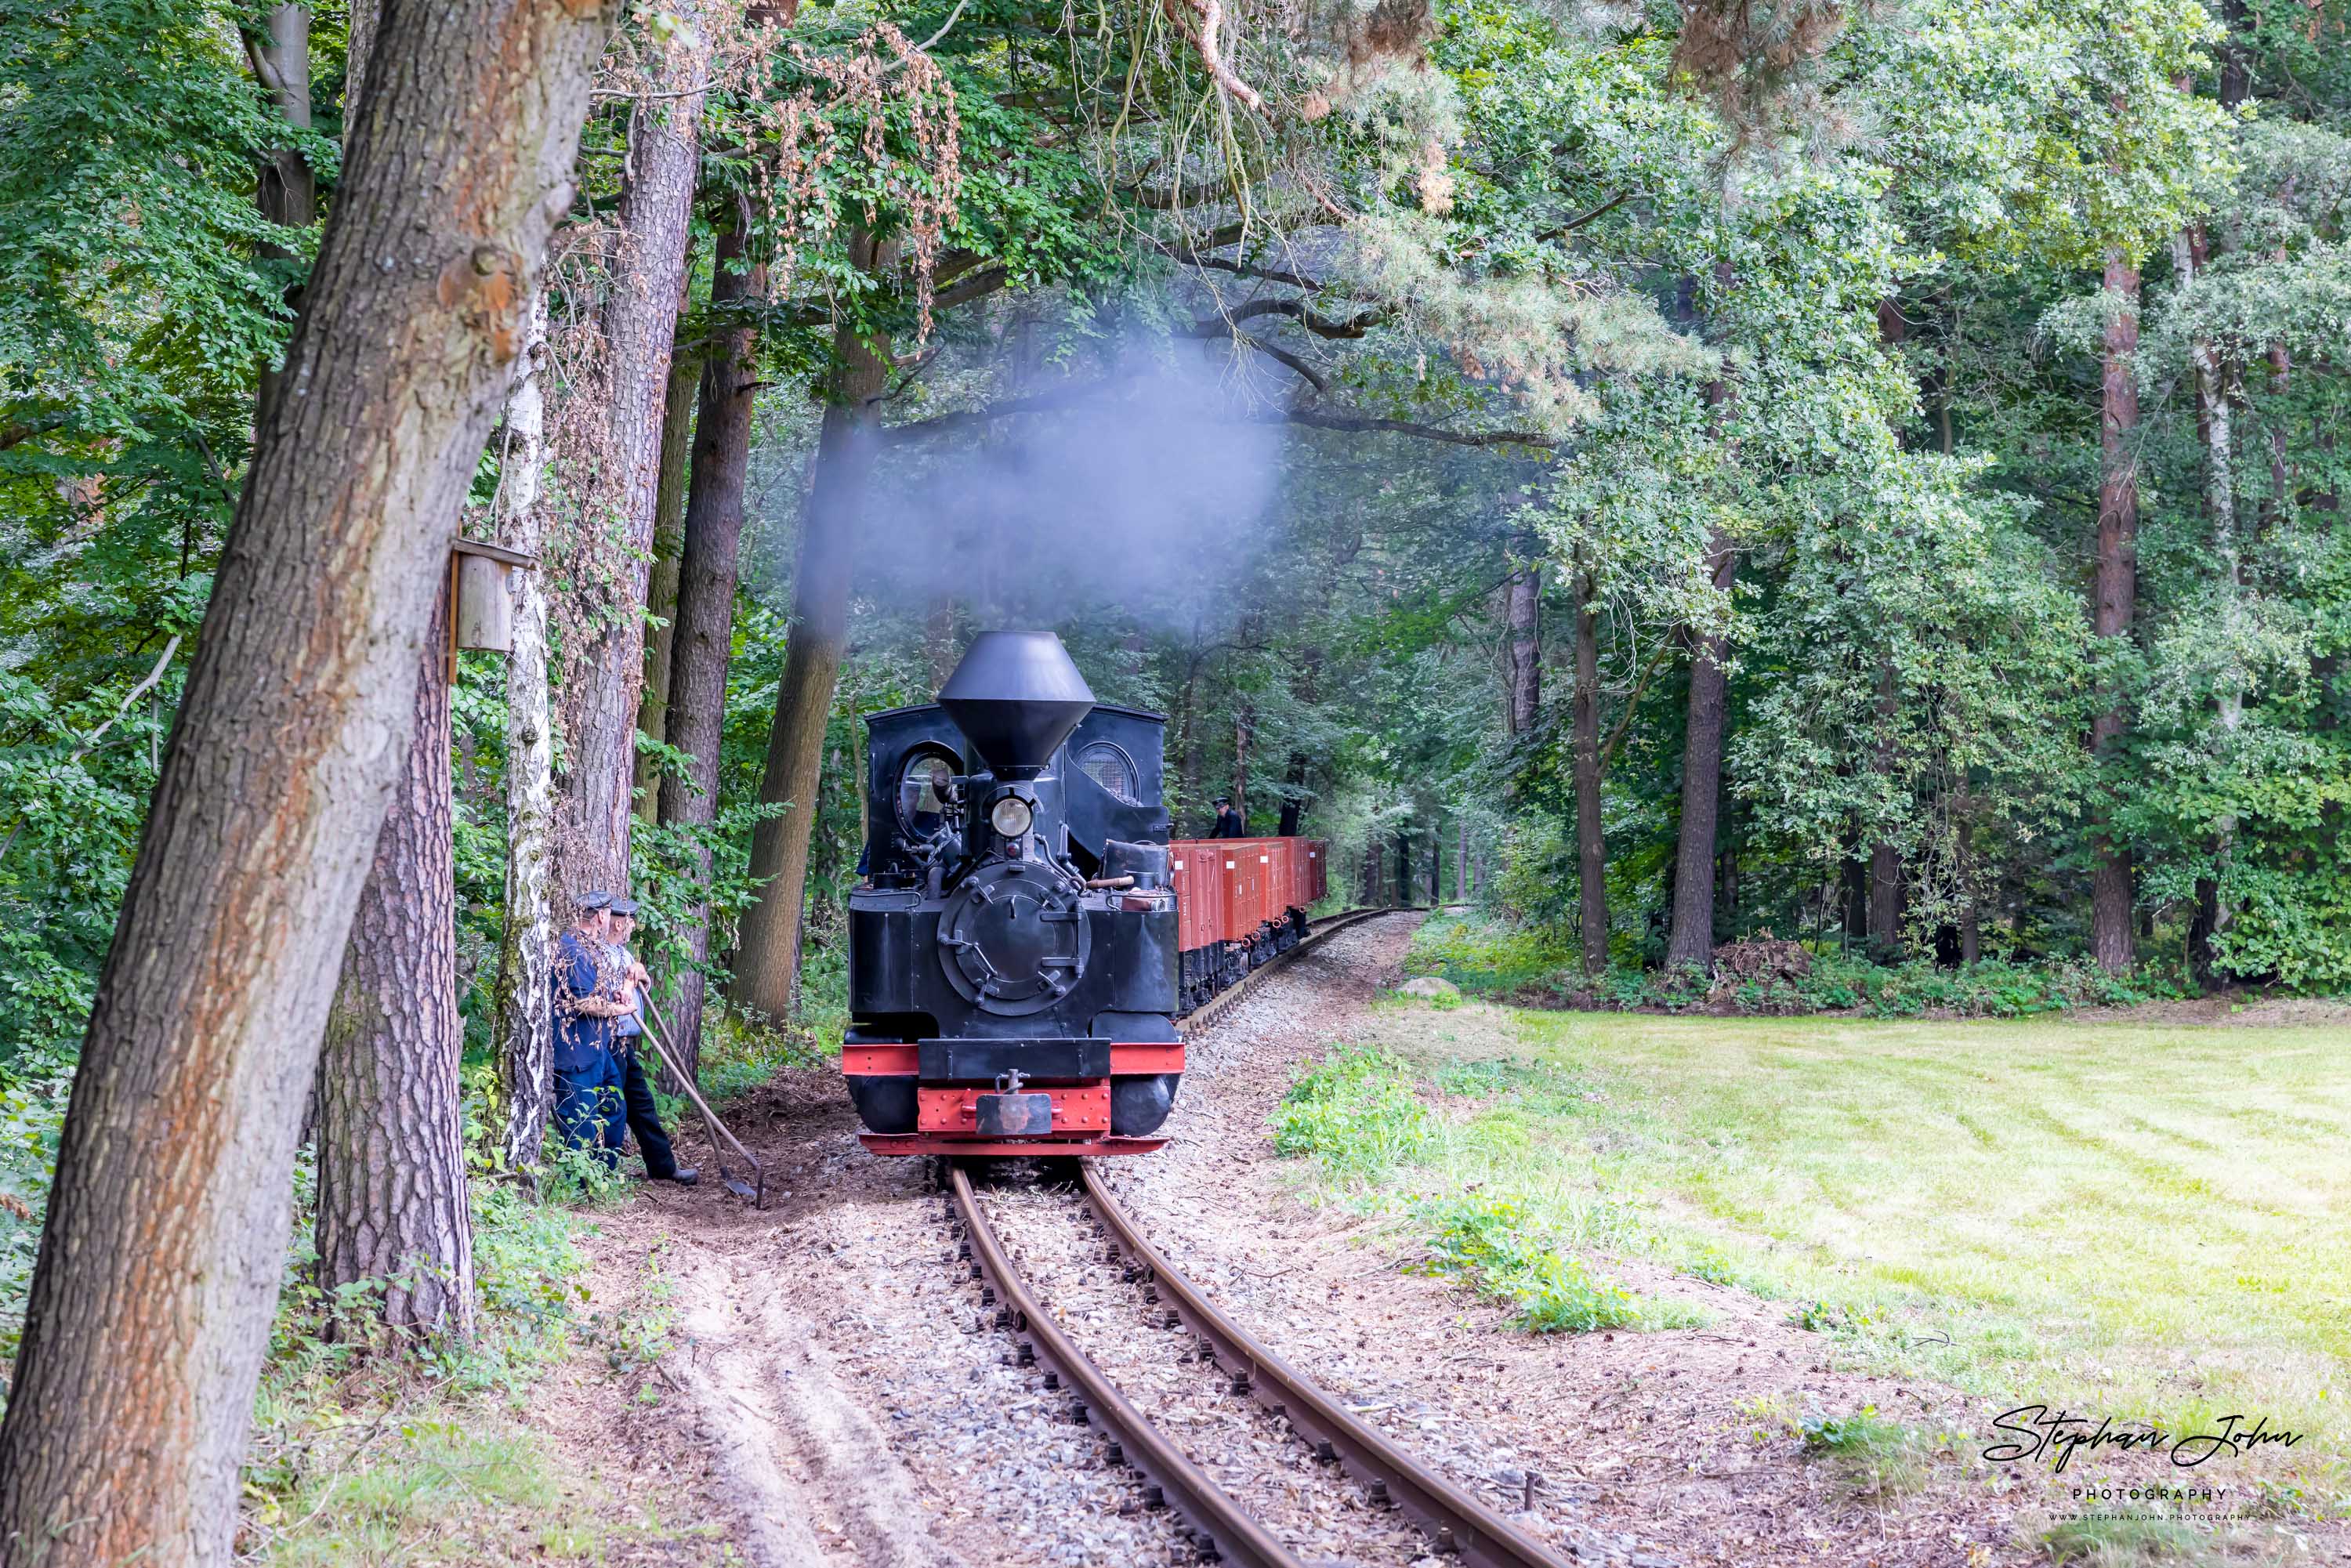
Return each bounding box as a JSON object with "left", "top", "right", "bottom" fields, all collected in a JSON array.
[
  {"left": 552, "top": 893, "right": 695, "bottom": 1184},
  {"left": 602, "top": 896, "right": 694, "bottom": 1186},
  {"left": 552, "top": 893, "right": 628, "bottom": 1171},
  {"left": 1211, "top": 796, "right": 1246, "bottom": 838}
]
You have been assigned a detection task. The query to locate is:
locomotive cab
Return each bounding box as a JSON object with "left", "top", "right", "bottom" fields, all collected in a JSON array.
[{"left": 844, "top": 632, "right": 1183, "bottom": 1156}]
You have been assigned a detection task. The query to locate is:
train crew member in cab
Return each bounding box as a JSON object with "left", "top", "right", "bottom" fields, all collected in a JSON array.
[
  {"left": 601, "top": 896, "right": 695, "bottom": 1186},
  {"left": 1211, "top": 796, "right": 1246, "bottom": 838}
]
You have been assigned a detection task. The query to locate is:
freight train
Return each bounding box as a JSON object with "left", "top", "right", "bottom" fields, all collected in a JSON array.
[{"left": 842, "top": 632, "right": 1325, "bottom": 1157}]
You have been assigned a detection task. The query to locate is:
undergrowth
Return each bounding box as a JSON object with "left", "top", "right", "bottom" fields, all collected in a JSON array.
[
  {"left": 1795, "top": 1403, "right": 1946, "bottom": 1497},
  {"left": 1413, "top": 1194, "right": 1694, "bottom": 1333},
  {"left": 1270, "top": 1045, "right": 1429, "bottom": 1177},
  {"left": 1407, "top": 914, "right": 2196, "bottom": 1018}
]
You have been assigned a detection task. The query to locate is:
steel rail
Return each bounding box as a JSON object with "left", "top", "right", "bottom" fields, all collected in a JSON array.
[
  {"left": 1181, "top": 904, "right": 1405, "bottom": 1034},
  {"left": 944, "top": 1164, "right": 1306, "bottom": 1568},
  {"left": 1081, "top": 1163, "right": 1574, "bottom": 1568}
]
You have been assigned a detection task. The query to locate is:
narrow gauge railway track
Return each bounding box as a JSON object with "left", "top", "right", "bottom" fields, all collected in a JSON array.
[
  {"left": 933, "top": 904, "right": 1567, "bottom": 1568},
  {"left": 944, "top": 1166, "right": 1570, "bottom": 1568},
  {"left": 1180, "top": 904, "right": 1402, "bottom": 1036}
]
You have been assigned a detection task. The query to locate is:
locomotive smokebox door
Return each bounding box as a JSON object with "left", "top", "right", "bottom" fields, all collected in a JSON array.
[{"left": 975, "top": 1091, "right": 1055, "bottom": 1136}]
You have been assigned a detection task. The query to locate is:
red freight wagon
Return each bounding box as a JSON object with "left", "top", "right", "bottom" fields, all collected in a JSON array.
[{"left": 1167, "top": 834, "right": 1327, "bottom": 1015}]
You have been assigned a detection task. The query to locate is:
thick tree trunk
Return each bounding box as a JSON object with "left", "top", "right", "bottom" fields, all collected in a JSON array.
[
  {"left": 635, "top": 346, "right": 701, "bottom": 824},
  {"left": 1364, "top": 836, "right": 1382, "bottom": 905},
  {"left": 1393, "top": 830, "right": 1413, "bottom": 907},
  {"left": 2090, "top": 249, "right": 2141, "bottom": 972},
  {"left": 1503, "top": 550, "right": 1540, "bottom": 736},
  {"left": 1277, "top": 750, "right": 1308, "bottom": 835},
  {"left": 252, "top": 3, "right": 317, "bottom": 427},
  {"left": 0, "top": 2, "right": 611, "bottom": 1556},
  {"left": 1572, "top": 568, "right": 1607, "bottom": 976},
  {"left": 659, "top": 221, "right": 764, "bottom": 1078},
  {"left": 923, "top": 595, "right": 960, "bottom": 691},
  {"left": 553, "top": 12, "right": 708, "bottom": 907},
  {"left": 316, "top": 585, "right": 474, "bottom": 1338},
  {"left": 733, "top": 235, "right": 891, "bottom": 1020},
  {"left": 1665, "top": 534, "right": 1735, "bottom": 970},
  {"left": 2179, "top": 226, "right": 2243, "bottom": 983},
  {"left": 494, "top": 294, "right": 556, "bottom": 1177},
  {"left": 1231, "top": 708, "right": 1252, "bottom": 822},
  {"left": 1866, "top": 661, "right": 1902, "bottom": 955}
]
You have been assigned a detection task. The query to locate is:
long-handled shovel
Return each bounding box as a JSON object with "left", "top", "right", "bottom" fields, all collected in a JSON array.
[{"left": 638, "top": 995, "right": 766, "bottom": 1208}]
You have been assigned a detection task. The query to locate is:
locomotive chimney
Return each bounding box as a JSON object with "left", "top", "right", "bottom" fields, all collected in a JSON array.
[{"left": 937, "top": 630, "right": 1095, "bottom": 779}]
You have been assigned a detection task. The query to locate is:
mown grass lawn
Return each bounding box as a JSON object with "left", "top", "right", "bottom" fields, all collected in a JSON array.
[{"left": 1344, "top": 992, "right": 2351, "bottom": 1486}]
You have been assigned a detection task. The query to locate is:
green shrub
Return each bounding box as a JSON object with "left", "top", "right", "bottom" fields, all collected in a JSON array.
[
  {"left": 1797, "top": 1403, "right": 1939, "bottom": 1495},
  {"left": 1269, "top": 1046, "right": 1429, "bottom": 1177},
  {"left": 1415, "top": 1195, "right": 1673, "bottom": 1334}
]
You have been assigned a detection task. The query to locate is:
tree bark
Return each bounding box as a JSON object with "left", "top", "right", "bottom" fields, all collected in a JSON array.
[
  {"left": 1665, "top": 534, "right": 1735, "bottom": 970},
  {"left": 251, "top": 3, "right": 317, "bottom": 428},
  {"left": 2090, "top": 249, "right": 2140, "bottom": 972},
  {"left": 732, "top": 233, "right": 892, "bottom": 1020},
  {"left": 493, "top": 293, "right": 556, "bottom": 1178},
  {"left": 1866, "top": 660, "right": 1903, "bottom": 955},
  {"left": 552, "top": 9, "right": 708, "bottom": 907},
  {"left": 923, "top": 595, "right": 960, "bottom": 691},
  {"left": 0, "top": 0, "right": 611, "bottom": 1555},
  {"left": 658, "top": 219, "right": 764, "bottom": 1078},
  {"left": 1503, "top": 549, "right": 1541, "bottom": 736},
  {"left": 315, "top": 585, "right": 474, "bottom": 1338},
  {"left": 1393, "top": 829, "right": 1413, "bottom": 907},
  {"left": 635, "top": 343, "right": 701, "bottom": 824},
  {"left": 1571, "top": 568, "right": 1607, "bottom": 976},
  {"left": 1364, "top": 835, "right": 1382, "bottom": 905},
  {"left": 2179, "top": 225, "right": 2242, "bottom": 985},
  {"left": 1231, "top": 708, "right": 1252, "bottom": 822},
  {"left": 1277, "top": 750, "right": 1308, "bottom": 835}
]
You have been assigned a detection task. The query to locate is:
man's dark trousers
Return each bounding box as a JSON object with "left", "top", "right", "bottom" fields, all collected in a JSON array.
[{"left": 618, "top": 1045, "right": 679, "bottom": 1179}]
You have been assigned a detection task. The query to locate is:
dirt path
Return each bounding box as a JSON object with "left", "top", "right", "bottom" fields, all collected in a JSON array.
[{"left": 530, "top": 915, "right": 2335, "bottom": 1566}]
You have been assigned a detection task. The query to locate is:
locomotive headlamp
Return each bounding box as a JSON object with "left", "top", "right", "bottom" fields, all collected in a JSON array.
[{"left": 990, "top": 794, "right": 1034, "bottom": 838}]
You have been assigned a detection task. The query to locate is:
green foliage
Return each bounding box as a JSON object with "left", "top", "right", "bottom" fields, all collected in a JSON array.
[
  {"left": 1407, "top": 914, "right": 2197, "bottom": 1016},
  {"left": 1269, "top": 1046, "right": 1429, "bottom": 1176},
  {"left": 1795, "top": 1403, "right": 1941, "bottom": 1495},
  {"left": 1413, "top": 1193, "right": 1686, "bottom": 1333}
]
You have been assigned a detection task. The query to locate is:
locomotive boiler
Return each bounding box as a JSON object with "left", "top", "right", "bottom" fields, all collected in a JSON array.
[{"left": 842, "top": 632, "right": 1187, "bottom": 1155}]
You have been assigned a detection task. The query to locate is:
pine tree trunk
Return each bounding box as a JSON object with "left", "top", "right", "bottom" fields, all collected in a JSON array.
[
  {"left": 316, "top": 585, "right": 475, "bottom": 1338},
  {"left": 1277, "top": 750, "right": 1307, "bottom": 835},
  {"left": 553, "top": 11, "right": 708, "bottom": 907},
  {"left": 1665, "top": 534, "right": 1735, "bottom": 970},
  {"left": 636, "top": 345, "right": 701, "bottom": 824},
  {"left": 1503, "top": 551, "right": 1540, "bottom": 736},
  {"left": 2181, "top": 225, "right": 2242, "bottom": 984},
  {"left": 1231, "top": 708, "right": 1252, "bottom": 822},
  {"left": 2091, "top": 249, "right": 2141, "bottom": 972},
  {"left": 1866, "top": 660, "right": 1903, "bottom": 956},
  {"left": 494, "top": 293, "right": 556, "bottom": 1178},
  {"left": 1572, "top": 568, "right": 1607, "bottom": 976},
  {"left": 733, "top": 234, "right": 891, "bottom": 1020},
  {"left": 1364, "top": 836, "right": 1382, "bottom": 905},
  {"left": 252, "top": 3, "right": 317, "bottom": 427},
  {"left": 0, "top": 0, "right": 611, "bottom": 1554},
  {"left": 923, "top": 595, "right": 959, "bottom": 691},
  {"left": 659, "top": 220, "right": 764, "bottom": 1079}
]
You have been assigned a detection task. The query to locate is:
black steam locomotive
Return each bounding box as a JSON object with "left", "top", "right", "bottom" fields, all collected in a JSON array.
[{"left": 842, "top": 632, "right": 1186, "bottom": 1155}]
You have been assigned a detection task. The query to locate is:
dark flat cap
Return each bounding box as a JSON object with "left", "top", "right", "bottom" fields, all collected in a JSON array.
[
  {"left": 607, "top": 896, "right": 638, "bottom": 916},
  {"left": 578, "top": 891, "right": 614, "bottom": 911}
]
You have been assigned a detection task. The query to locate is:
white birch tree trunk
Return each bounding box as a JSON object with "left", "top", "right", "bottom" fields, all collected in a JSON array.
[{"left": 494, "top": 292, "right": 557, "bottom": 1177}]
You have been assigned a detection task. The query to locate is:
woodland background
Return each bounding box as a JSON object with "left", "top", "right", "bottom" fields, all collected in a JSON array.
[{"left": 0, "top": 0, "right": 2346, "bottom": 1546}]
